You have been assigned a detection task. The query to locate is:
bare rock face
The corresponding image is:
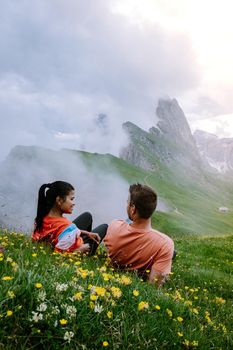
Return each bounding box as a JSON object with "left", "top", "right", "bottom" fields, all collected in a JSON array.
[
  {"left": 120, "top": 98, "right": 202, "bottom": 173},
  {"left": 156, "top": 98, "right": 195, "bottom": 148},
  {"left": 194, "top": 130, "right": 233, "bottom": 173}
]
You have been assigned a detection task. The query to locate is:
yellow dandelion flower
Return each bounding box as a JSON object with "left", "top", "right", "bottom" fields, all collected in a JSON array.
[
  {"left": 192, "top": 308, "right": 199, "bottom": 315},
  {"left": 191, "top": 340, "right": 199, "bottom": 347},
  {"left": 120, "top": 276, "right": 132, "bottom": 285},
  {"left": 107, "top": 311, "right": 113, "bottom": 318},
  {"left": 102, "top": 341, "right": 109, "bottom": 347},
  {"left": 74, "top": 292, "right": 83, "bottom": 300},
  {"left": 7, "top": 290, "right": 15, "bottom": 299},
  {"left": 59, "top": 319, "right": 68, "bottom": 325},
  {"left": 6, "top": 310, "right": 13, "bottom": 317},
  {"left": 90, "top": 294, "right": 97, "bottom": 301},
  {"left": 177, "top": 316, "right": 183, "bottom": 322},
  {"left": 133, "top": 290, "right": 139, "bottom": 297},
  {"left": 110, "top": 287, "right": 122, "bottom": 299},
  {"left": 89, "top": 301, "right": 94, "bottom": 309},
  {"left": 94, "top": 286, "right": 106, "bottom": 297},
  {"left": 183, "top": 339, "right": 190, "bottom": 347},
  {"left": 154, "top": 305, "right": 161, "bottom": 310},
  {"left": 166, "top": 308, "right": 172, "bottom": 317},
  {"left": 177, "top": 332, "right": 183, "bottom": 337},
  {"left": 32, "top": 253, "right": 37, "bottom": 257},
  {"left": 35, "top": 283, "right": 43, "bottom": 289},
  {"left": 138, "top": 301, "right": 149, "bottom": 311},
  {"left": 2, "top": 276, "right": 13, "bottom": 281},
  {"left": 215, "top": 297, "right": 226, "bottom": 304}
]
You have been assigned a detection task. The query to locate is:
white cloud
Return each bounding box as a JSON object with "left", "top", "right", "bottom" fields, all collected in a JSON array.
[{"left": 0, "top": 0, "right": 232, "bottom": 161}]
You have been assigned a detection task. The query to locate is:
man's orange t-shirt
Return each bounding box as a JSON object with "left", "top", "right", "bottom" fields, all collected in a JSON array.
[{"left": 104, "top": 220, "right": 174, "bottom": 274}]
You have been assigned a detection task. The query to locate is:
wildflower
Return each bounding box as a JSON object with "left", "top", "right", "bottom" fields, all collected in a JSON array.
[
  {"left": 103, "top": 341, "right": 109, "bottom": 347},
  {"left": 35, "top": 283, "right": 43, "bottom": 289},
  {"left": 166, "top": 309, "right": 173, "bottom": 317},
  {"left": 177, "top": 332, "right": 183, "bottom": 337},
  {"left": 177, "top": 316, "right": 183, "bottom": 323},
  {"left": 32, "top": 253, "right": 37, "bottom": 257},
  {"left": 192, "top": 341, "right": 199, "bottom": 347},
  {"left": 37, "top": 303, "right": 47, "bottom": 312},
  {"left": 31, "top": 312, "right": 43, "bottom": 322},
  {"left": 138, "top": 301, "right": 149, "bottom": 311},
  {"left": 120, "top": 276, "right": 132, "bottom": 285},
  {"left": 2, "top": 276, "right": 13, "bottom": 281},
  {"left": 154, "top": 305, "right": 161, "bottom": 310},
  {"left": 6, "top": 310, "right": 13, "bottom": 317},
  {"left": 214, "top": 297, "right": 226, "bottom": 304},
  {"left": 89, "top": 301, "right": 95, "bottom": 309},
  {"left": 37, "top": 290, "right": 46, "bottom": 302},
  {"left": 64, "top": 331, "right": 74, "bottom": 343},
  {"left": 110, "top": 287, "right": 122, "bottom": 299},
  {"left": 192, "top": 308, "right": 199, "bottom": 315},
  {"left": 6, "top": 257, "right": 13, "bottom": 262},
  {"left": 66, "top": 305, "right": 77, "bottom": 318},
  {"left": 74, "top": 292, "right": 83, "bottom": 301},
  {"left": 56, "top": 283, "right": 68, "bottom": 292},
  {"left": 94, "top": 286, "right": 106, "bottom": 297},
  {"left": 7, "top": 290, "right": 15, "bottom": 299},
  {"left": 94, "top": 303, "right": 103, "bottom": 313},
  {"left": 133, "top": 290, "right": 139, "bottom": 297},
  {"left": 59, "top": 319, "right": 68, "bottom": 325},
  {"left": 90, "top": 294, "right": 97, "bottom": 301},
  {"left": 51, "top": 306, "right": 60, "bottom": 315},
  {"left": 107, "top": 311, "right": 113, "bottom": 318}
]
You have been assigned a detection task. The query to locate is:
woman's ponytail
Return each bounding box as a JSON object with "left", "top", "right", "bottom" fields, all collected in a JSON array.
[{"left": 34, "top": 184, "right": 50, "bottom": 232}]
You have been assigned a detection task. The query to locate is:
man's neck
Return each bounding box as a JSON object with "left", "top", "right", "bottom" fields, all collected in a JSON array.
[{"left": 130, "top": 218, "right": 152, "bottom": 230}]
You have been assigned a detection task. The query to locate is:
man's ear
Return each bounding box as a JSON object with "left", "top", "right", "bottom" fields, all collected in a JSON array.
[{"left": 131, "top": 204, "right": 136, "bottom": 216}]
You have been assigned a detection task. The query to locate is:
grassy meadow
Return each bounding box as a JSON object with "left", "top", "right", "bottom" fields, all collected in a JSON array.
[{"left": 0, "top": 229, "right": 232, "bottom": 349}]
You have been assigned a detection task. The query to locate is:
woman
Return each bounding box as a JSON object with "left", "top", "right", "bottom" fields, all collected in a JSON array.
[{"left": 32, "top": 181, "right": 107, "bottom": 254}]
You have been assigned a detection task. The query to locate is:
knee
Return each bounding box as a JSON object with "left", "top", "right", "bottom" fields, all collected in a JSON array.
[{"left": 82, "top": 212, "right": 93, "bottom": 222}]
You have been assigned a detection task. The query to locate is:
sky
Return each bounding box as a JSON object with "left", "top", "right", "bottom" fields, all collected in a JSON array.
[{"left": 1, "top": 0, "right": 233, "bottom": 161}]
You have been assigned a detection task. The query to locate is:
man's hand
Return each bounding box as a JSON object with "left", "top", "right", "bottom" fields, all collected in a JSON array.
[
  {"left": 88, "top": 232, "right": 101, "bottom": 244},
  {"left": 149, "top": 267, "right": 167, "bottom": 287}
]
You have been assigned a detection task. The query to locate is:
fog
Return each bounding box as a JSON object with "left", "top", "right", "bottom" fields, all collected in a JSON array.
[{"left": 0, "top": 147, "right": 129, "bottom": 232}]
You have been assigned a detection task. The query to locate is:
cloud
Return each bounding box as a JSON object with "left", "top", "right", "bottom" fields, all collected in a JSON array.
[{"left": 0, "top": 0, "right": 201, "bottom": 160}]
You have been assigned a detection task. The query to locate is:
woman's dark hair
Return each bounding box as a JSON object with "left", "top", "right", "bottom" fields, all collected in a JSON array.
[
  {"left": 34, "top": 181, "right": 74, "bottom": 232},
  {"left": 129, "top": 183, "right": 157, "bottom": 219}
]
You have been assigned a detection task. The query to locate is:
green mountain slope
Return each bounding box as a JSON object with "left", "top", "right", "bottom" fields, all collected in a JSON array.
[{"left": 77, "top": 149, "right": 233, "bottom": 236}]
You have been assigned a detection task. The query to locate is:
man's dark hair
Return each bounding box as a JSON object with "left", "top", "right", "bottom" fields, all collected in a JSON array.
[{"left": 129, "top": 183, "right": 157, "bottom": 219}]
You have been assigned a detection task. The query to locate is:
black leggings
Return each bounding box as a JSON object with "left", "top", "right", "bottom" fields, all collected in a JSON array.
[{"left": 73, "top": 212, "right": 108, "bottom": 255}]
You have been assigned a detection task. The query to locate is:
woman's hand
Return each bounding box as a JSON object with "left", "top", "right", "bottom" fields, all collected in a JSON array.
[{"left": 81, "top": 230, "right": 101, "bottom": 244}]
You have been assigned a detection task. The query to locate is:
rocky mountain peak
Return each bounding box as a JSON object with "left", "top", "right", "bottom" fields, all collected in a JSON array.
[
  {"left": 156, "top": 98, "right": 195, "bottom": 147},
  {"left": 194, "top": 129, "right": 233, "bottom": 173},
  {"left": 121, "top": 98, "right": 202, "bottom": 173}
]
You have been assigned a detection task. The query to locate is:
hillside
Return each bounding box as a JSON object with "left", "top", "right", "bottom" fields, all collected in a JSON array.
[
  {"left": 0, "top": 144, "right": 233, "bottom": 236},
  {"left": 0, "top": 229, "right": 232, "bottom": 349}
]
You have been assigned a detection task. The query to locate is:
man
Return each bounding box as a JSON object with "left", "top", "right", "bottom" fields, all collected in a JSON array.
[{"left": 104, "top": 183, "right": 174, "bottom": 287}]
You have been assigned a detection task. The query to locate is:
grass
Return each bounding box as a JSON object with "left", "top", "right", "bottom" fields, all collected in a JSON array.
[{"left": 0, "top": 229, "right": 232, "bottom": 349}]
